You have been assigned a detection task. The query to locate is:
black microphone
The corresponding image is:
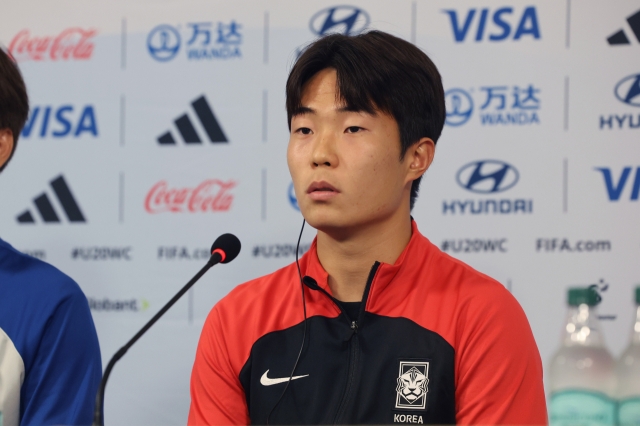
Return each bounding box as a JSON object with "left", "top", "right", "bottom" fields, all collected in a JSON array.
[
  {"left": 302, "top": 276, "right": 320, "bottom": 290},
  {"left": 92, "top": 233, "right": 241, "bottom": 426}
]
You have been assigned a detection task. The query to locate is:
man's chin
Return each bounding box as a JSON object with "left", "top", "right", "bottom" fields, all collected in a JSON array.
[
  {"left": 302, "top": 204, "right": 404, "bottom": 239},
  {"left": 301, "top": 210, "right": 349, "bottom": 233},
  {"left": 301, "top": 210, "right": 366, "bottom": 238}
]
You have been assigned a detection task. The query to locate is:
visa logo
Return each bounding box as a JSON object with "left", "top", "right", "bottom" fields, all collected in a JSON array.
[
  {"left": 22, "top": 105, "right": 98, "bottom": 138},
  {"left": 595, "top": 167, "right": 640, "bottom": 201},
  {"left": 443, "top": 6, "right": 541, "bottom": 42}
]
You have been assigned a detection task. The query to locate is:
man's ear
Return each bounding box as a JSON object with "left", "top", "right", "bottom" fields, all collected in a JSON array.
[
  {"left": 405, "top": 137, "right": 435, "bottom": 183},
  {"left": 0, "top": 128, "right": 15, "bottom": 169}
]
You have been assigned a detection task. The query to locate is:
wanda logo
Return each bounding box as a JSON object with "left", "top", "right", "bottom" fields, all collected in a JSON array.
[
  {"left": 144, "top": 180, "right": 236, "bottom": 214},
  {"left": 8, "top": 28, "right": 97, "bottom": 61}
]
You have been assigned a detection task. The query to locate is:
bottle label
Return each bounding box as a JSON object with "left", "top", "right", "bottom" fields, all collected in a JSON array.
[
  {"left": 619, "top": 397, "right": 640, "bottom": 426},
  {"left": 549, "top": 390, "right": 616, "bottom": 426}
]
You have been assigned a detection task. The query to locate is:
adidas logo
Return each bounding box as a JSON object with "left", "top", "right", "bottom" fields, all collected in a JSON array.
[
  {"left": 607, "top": 9, "right": 640, "bottom": 45},
  {"left": 158, "top": 95, "right": 228, "bottom": 145},
  {"left": 17, "top": 175, "right": 86, "bottom": 224}
]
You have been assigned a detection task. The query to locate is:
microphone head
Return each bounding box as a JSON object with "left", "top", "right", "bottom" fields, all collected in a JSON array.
[
  {"left": 210, "top": 233, "right": 241, "bottom": 264},
  {"left": 302, "top": 276, "right": 320, "bottom": 290}
]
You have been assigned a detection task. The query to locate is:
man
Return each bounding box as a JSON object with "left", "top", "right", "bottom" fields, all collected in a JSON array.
[
  {"left": 0, "top": 47, "right": 102, "bottom": 425},
  {"left": 189, "top": 31, "right": 546, "bottom": 424}
]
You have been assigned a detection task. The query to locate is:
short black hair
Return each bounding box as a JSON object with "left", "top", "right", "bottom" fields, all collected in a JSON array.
[
  {"left": 286, "top": 30, "right": 445, "bottom": 210},
  {"left": 0, "top": 47, "right": 29, "bottom": 173}
]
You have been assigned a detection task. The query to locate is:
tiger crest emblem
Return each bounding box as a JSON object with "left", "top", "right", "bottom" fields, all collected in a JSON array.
[{"left": 395, "top": 361, "right": 429, "bottom": 410}]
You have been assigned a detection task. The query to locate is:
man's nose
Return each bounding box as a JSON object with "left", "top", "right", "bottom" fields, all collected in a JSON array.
[{"left": 311, "top": 131, "right": 338, "bottom": 168}]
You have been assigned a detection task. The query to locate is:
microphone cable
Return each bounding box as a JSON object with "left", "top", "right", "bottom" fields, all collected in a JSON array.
[{"left": 266, "top": 218, "right": 308, "bottom": 425}]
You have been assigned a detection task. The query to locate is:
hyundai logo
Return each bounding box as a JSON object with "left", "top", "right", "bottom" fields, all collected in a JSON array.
[
  {"left": 288, "top": 182, "right": 300, "bottom": 211},
  {"left": 309, "top": 6, "right": 370, "bottom": 36},
  {"left": 147, "top": 24, "right": 181, "bottom": 62},
  {"left": 615, "top": 73, "right": 640, "bottom": 107},
  {"left": 456, "top": 160, "right": 519, "bottom": 194},
  {"left": 445, "top": 88, "right": 473, "bottom": 126}
]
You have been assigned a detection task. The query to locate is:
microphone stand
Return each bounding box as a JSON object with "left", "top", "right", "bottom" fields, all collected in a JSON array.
[{"left": 92, "top": 253, "right": 220, "bottom": 426}]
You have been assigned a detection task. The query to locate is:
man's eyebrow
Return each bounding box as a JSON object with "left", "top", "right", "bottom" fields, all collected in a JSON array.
[
  {"left": 291, "top": 105, "right": 376, "bottom": 116},
  {"left": 337, "top": 105, "right": 376, "bottom": 114},
  {"left": 291, "top": 106, "right": 315, "bottom": 116}
]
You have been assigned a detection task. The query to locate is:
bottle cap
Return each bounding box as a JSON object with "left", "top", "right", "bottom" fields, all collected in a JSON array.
[
  {"left": 568, "top": 287, "right": 600, "bottom": 306},
  {"left": 635, "top": 286, "right": 640, "bottom": 305}
]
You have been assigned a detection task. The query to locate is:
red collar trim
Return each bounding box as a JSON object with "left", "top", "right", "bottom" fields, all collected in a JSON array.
[{"left": 299, "top": 220, "right": 428, "bottom": 305}]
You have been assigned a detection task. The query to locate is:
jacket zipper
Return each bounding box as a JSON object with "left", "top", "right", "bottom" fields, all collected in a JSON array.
[
  {"left": 333, "top": 331, "right": 359, "bottom": 424},
  {"left": 331, "top": 262, "right": 380, "bottom": 424}
]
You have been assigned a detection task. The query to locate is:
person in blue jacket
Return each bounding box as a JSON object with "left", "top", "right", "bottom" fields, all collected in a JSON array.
[{"left": 0, "top": 47, "right": 102, "bottom": 426}]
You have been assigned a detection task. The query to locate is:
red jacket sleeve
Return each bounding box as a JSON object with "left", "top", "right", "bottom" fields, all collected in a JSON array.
[
  {"left": 188, "top": 306, "right": 250, "bottom": 425},
  {"left": 454, "top": 284, "right": 548, "bottom": 424}
]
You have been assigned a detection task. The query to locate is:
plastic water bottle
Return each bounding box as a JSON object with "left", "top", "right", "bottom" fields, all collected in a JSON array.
[
  {"left": 616, "top": 286, "right": 640, "bottom": 426},
  {"left": 548, "top": 287, "right": 616, "bottom": 426}
]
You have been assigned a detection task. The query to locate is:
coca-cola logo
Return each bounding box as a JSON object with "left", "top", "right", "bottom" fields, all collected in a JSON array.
[
  {"left": 144, "top": 179, "right": 236, "bottom": 214},
  {"left": 8, "top": 28, "right": 97, "bottom": 62}
]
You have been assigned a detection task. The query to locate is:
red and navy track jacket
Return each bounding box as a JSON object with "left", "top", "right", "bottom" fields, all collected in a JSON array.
[{"left": 188, "top": 221, "right": 547, "bottom": 425}]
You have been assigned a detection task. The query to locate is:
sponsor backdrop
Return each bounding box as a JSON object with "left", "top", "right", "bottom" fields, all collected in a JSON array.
[{"left": 1, "top": 0, "right": 638, "bottom": 422}]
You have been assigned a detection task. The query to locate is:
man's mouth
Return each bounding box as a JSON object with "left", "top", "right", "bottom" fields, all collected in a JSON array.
[
  {"left": 307, "top": 181, "right": 338, "bottom": 194},
  {"left": 306, "top": 181, "right": 339, "bottom": 201}
]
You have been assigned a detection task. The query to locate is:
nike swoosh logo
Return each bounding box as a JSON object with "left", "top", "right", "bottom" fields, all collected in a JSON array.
[{"left": 260, "top": 369, "right": 309, "bottom": 386}]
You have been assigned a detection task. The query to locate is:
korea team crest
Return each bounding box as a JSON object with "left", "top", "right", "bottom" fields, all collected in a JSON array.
[{"left": 395, "top": 361, "right": 429, "bottom": 410}]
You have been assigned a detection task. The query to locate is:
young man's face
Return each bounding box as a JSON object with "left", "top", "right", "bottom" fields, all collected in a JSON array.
[{"left": 287, "top": 68, "right": 419, "bottom": 233}]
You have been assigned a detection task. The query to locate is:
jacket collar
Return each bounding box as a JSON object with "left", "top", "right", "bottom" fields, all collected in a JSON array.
[{"left": 299, "top": 220, "right": 429, "bottom": 309}]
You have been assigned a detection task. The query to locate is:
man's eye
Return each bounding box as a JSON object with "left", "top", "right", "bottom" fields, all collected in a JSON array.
[
  {"left": 346, "top": 126, "right": 363, "bottom": 133},
  {"left": 296, "top": 127, "right": 312, "bottom": 135}
]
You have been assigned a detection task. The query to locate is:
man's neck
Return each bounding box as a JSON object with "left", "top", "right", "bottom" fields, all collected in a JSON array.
[{"left": 315, "top": 214, "right": 412, "bottom": 302}]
